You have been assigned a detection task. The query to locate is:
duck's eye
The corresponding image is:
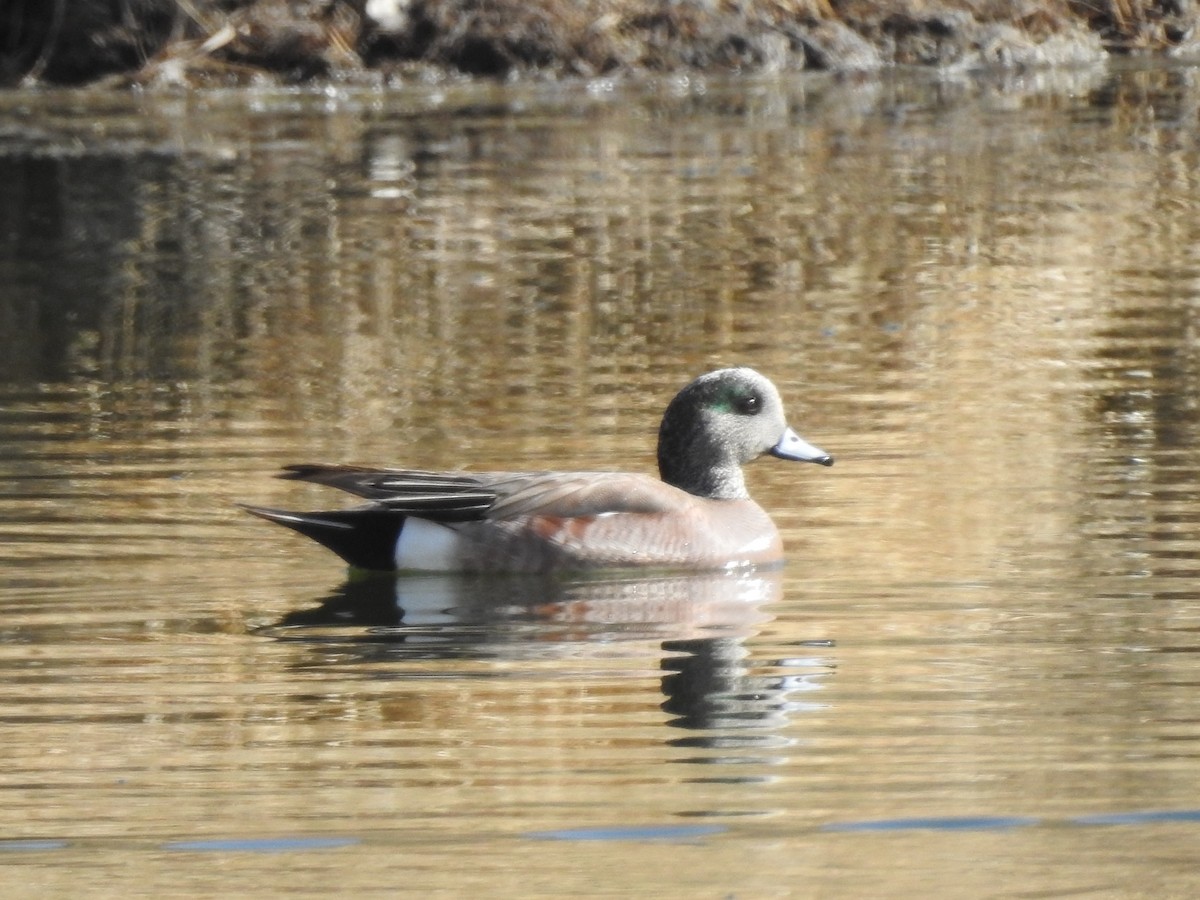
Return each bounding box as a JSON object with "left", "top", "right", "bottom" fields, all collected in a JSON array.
[{"left": 733, "top": 394, "right": 761, "bottom": 415}]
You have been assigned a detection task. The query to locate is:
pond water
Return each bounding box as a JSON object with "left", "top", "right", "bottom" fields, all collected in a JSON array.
[{"left": 4, "top": 61, "right": 1200, "bottom": 896}]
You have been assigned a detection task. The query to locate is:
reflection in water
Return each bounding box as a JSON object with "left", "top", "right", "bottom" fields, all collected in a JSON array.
[
  {"left": 1082, "top": 301, "right": 1200, "bottom": 582},
  {"left": 267, "top": 568, "right": 780, "bottom": 659},
  {"left": 661, "top": 635, "right": 832, "bottom": 734},
  {"left": 264, "top": 568, "right": 831, "bottom": 759}
]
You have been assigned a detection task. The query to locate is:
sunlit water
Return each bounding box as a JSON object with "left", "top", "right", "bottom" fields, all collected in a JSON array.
[{"left": 4, "top": 63, "right": 1200, "bottom": 896}]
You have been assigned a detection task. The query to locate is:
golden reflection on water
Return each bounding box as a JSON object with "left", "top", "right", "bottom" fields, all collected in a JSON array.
[{"left": 3, "top": 66, "right": 1200, "bottom": 895}]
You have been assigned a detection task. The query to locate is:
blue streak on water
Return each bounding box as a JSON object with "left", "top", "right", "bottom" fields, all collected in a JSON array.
[
  {"left": 822, "top": 816, "right": 1040, "bottom": 833},
  {"left": 1071, "top": 809, "right": 1200, "bottom": 826},
  {"left": 0, "top": 840, "right": 70, "bottom": 852},
  {"left": 528, "top": 824, "right": 727, "bottom": 842},
  {"left": 163, "top": 836, "right": 360, "bottom": 853},
  {"left": 9, "top": 808, "right": 1200, "bottom": 855},
  {"left": 823, "top": 808, "right": 1200, "bottom": 833}
]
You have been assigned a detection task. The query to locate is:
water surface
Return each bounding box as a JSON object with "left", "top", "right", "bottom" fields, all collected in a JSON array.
[{"left": 3, "top": 64, "right": 1200, "bottom": 896}]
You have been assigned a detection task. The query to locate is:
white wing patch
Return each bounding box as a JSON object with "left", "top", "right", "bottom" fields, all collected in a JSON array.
[{"left": 395, "top": 518, "right": 461, "bottom": 571}]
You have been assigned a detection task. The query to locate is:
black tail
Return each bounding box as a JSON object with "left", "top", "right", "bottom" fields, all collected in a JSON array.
[{"left": 241, "top": 505, "right": 405, "bottom": 572}]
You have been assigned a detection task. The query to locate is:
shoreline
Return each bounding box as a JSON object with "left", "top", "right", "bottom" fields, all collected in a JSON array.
[{"left": 3, "top": 1, "right": 1198, "bottom": 89}]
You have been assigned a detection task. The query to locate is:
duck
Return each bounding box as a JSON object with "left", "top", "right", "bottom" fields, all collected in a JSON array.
[{"left": 242, "top": 367, "right": 832, "bottom": 573}]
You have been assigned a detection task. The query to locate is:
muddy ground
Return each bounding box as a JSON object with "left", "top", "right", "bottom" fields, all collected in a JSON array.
[{"left": 2, "top": 1, "right": 1197, "bottom": 87}]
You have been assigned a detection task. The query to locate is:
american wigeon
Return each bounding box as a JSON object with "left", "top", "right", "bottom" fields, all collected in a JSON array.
[{"left": 243, "top": 367, "right": 832, "bottom": 573}]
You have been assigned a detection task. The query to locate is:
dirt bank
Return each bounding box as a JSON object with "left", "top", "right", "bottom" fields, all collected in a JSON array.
[{"left": 2, "top": 0, "right": 1196, "bottom": 88}]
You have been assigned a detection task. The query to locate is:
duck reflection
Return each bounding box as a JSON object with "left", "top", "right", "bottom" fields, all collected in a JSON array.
[
  {"left": 270, "top": 568, "right": 778, "bottom": 654},
  {"left": 659, "top": 632, "right": 834, "bottom": 780},
  {"left": 265, "top": 568, "right": 834, "bottom": 737}
]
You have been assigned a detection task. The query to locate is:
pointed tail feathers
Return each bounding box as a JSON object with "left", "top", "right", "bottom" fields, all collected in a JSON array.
[{"left": 241, "top": 505, "right": 405, "bottom": 572}]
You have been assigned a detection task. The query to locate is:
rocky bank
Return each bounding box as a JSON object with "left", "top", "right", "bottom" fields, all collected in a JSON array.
[{"left": 2, "top": 0, "right": 1197, "bottom": 87}]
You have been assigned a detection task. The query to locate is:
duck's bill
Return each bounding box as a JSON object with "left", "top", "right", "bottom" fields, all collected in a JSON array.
[{"left": 770, "top": 427, "right": 834, "bottom": 466}]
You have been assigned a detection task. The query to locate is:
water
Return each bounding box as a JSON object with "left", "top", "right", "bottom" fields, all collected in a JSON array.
[{"left": 4, "top": 63, "right": 1200, "bottom": 896}]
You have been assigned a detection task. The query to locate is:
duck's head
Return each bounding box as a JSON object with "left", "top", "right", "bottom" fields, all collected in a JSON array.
[{"left": 657, "top": 367, "right": 832, "bottom": 500}]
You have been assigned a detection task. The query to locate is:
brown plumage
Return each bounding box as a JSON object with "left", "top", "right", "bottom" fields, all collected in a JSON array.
[{"left": 243, "top": 368, "right": 832, "bottom": 573}]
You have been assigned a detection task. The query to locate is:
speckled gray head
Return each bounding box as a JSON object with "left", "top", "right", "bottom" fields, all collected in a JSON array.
[{"left": 657, "top": 367, "right": 832, "bottom": 501}]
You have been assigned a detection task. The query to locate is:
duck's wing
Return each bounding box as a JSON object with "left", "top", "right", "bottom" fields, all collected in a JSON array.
[
  {"left": 277, "top": 465, "right": 495, "bottom": 522},
  {"left": 480, "top": 471, "right": 688, "bottom": 518},
  {"left": 276, "top": 464, "right": 688, "bottom": 521}
]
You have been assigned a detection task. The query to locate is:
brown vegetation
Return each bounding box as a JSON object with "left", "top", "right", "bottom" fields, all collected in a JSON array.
[{"left": 1, "top": 0, "right": 1196, "bottom": 87}]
